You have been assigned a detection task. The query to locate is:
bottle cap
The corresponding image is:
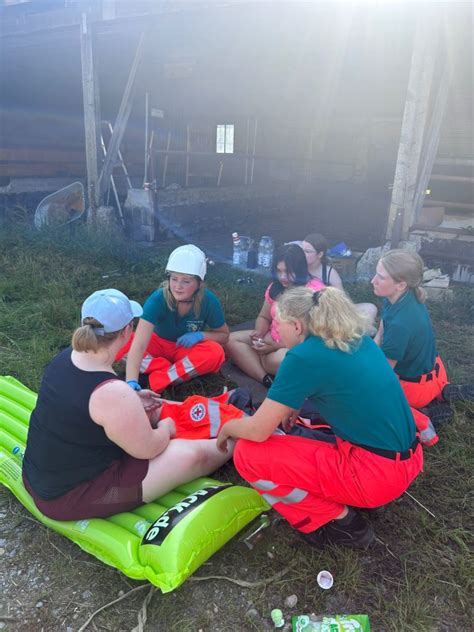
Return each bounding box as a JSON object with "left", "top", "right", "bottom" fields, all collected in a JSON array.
[
  {"left": 270, "top": 608, "right": 284, "bottom": 627},
  {"left": 317, "top": 570, "right": 334, "bottom": 589}
]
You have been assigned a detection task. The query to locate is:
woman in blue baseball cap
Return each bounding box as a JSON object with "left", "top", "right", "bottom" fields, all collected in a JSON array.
[{"left": 22, "top": 289, "right": 232, "bottom": 521}]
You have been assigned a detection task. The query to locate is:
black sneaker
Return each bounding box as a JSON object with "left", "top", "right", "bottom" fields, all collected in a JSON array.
[
  {"left": 262, "top": 374, "right": 274, "bottom": 389},
  {"left": 299, "top": 508, "right": 374, "bottom": 550},
  {"left": 420, "top": 401, "right": 454, "bottom": 429},
  {"left": 442, "top": 384, "right": 474, "bottom": 403}
]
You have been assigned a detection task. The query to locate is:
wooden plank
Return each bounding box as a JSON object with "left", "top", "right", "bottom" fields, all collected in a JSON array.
[
  {"left": 435, "top": 157, "right": 474, "bottom": 167},
  {"left": 430, "top": 174, "right": 474, "bottom": 183},
  {"left": 80, "top": 12, "right": 101, "bottom": 209},
  {"left": 423, "top": 200, "right": 474, "bottom": 210},
  {"left": 0, "top": 148, "right": 84, "bottom": 163},
  {"left": 412, "top": 59, "right": 452, "bottom": 223},
  {"left": 98, "top": 29, "right": 148, "bottom": 201},
  {"left": 386, "top": 14, "right": 437, "bottom": 243},
  {"left": 0, "top": 163, "right": 84, "bottom": 177}
]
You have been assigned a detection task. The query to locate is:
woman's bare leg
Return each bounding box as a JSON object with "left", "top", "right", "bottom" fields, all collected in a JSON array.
[
  {"left": 142, "top": 438, "right": 233, "bottom": 503},
  {"left": 225, "top": 330, "right": 267, "bottom": 382},
  {"left": 261, "top": 348, "right": 288, "bottom": 376}
]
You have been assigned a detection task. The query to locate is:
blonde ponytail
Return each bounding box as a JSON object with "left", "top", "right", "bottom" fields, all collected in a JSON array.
[
  {"left": 276, "top": 286, "right": 367, "bottom": 352},
  {"left": 72, "top": 317, "right": 122, "bottom": 352},
  {"left": 380, "top": 250, "right": 426, "bottom": 303}
]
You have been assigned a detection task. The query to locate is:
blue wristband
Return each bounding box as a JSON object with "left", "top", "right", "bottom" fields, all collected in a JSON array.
[{"left": 126, "top": 379, "right": 142, "bottom": 391}]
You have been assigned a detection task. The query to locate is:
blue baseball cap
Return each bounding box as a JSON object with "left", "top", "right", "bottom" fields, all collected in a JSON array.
[{"left": 81, "top": 289, "right": 143, "bottom": 335}]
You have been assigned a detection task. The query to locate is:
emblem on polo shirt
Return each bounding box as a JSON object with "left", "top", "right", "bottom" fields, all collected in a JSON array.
[{"left": 190, "top": 403, "right": 206, "bottom": 422}]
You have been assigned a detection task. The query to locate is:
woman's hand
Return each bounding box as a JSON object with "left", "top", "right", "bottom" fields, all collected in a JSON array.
[
  {"left": 157, "top": 416, "right": 176, "bottom": 439},
  {"left": 216, "top": 424, "right": 232, "bottom": 453},
  {"left": 281, "top": 409, "right": 299, "bottom": 433}
]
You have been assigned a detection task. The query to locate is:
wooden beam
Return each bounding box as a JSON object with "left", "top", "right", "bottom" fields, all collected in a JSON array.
[
  {"left": 80, "top": 12, "right": 101, "bottom": 209},
  {"left": 98, "top": 29, "right": 148, "bottom": 201},
  {"left": 430, "top": 174, "right": 474, "bottom": 183},
  {"left": 412, "top": 60, "right": 452, "bottom": 224},
  {"left": 435, "top": 157, "right": 474, "bottom": 167},
  {"left": 386, "top": 14, "right": 437, "bottom": 244},
  {"left": 423, "top": 200, "right": 474, "bottom": 210},
  {"left": 0, "top": 148, "right": 84, "bottom": 163}
]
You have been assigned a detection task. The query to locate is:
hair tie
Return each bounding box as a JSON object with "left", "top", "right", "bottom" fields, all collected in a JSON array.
[{"left": 312, "top": 291, "right": 321, "bottom": 306}]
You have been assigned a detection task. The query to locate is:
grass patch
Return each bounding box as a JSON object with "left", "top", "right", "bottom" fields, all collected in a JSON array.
[{"left": 0, "top": 224, "right": 473, "bottom": 630}]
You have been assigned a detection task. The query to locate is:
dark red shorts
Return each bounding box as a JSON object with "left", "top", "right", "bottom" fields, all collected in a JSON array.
[{"left": 23, "top": 455, "right": 149, "bottom": 521}]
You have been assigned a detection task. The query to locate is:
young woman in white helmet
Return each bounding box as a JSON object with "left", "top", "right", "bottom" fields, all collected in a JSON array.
[{"left": 118, "top": 245, "right": 229, "bottom": 393}]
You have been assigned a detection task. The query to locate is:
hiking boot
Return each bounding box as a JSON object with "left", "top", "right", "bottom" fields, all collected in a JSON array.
[
  {"left": 299, "top": 508, "right": 374, "bottom": 550},
  {"left": 262, "top": 374, "right": 274, "bottom": 389},
  {"left": 420, "top": 401, "right": 454, "bottom": 429},
  {"left": 442, "top": 383, "right": 474, "bottom": 403}
]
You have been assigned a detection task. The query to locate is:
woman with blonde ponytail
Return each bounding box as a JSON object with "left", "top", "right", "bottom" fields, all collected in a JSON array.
[
  {"left": 372, "top": 250, "right": 473, "bottom": 422},
  {"left": 216, "top": 286, "right": 423, "bottom": 550}
]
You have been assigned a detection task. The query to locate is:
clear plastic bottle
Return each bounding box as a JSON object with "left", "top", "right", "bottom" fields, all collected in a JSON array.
[
  {"left": 232, "top": 232, "right": 241, "bottom": 266},
  {"left": 258, "top": 236, "right": 274, "bottom": 269}
]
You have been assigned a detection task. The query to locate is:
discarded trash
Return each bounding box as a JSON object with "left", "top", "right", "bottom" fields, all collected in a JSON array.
[
  {"left": 34, "top": 181, "right": 85, "bottom": 229},
  {"left": 271, "top": 608, "right": 285, "bottom": 628},
  {"left": 232, "top": 232, "right": 242, "bottom": 266},
  {"left": 258, "top": 235, "right": 274, "bottom": 269},
  {"left": 316, "top": 570, "right": 334, "bottom": 590},
  {"left": 285, "top": 594, "right": 298, "bottom": 608},
  {"left": 240, "top": 513, "right": 270, "bottom": 549},
  {"left": 292, "top": 614, "right": 371, "bottom": 631},
  {"left": 328, "top": 242, "right": 352, "bottom": 257},
  {"left": 237, "top": 276, "right": 255, "bottom": 285}
]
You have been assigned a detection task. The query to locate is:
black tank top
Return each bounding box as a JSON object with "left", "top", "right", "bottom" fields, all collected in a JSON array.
[{"left": 23, "top": 347, "right": 124, "bottom": 499}]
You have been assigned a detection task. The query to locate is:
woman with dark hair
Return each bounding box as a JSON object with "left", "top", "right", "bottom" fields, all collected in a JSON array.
[
  {"left": 302, "top": 232, "right": 378, "bottom": 328},
  {"left": 225, "top": 244, "right": 324, "bottom": 387}
]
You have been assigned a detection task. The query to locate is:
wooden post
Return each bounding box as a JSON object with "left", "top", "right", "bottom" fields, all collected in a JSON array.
[
  {"left": 80, "top": 12, "right": 101, "bottom": 211},
  {"left": 244, "top": 117, "right": 250, "bottom": 185},
  {"left": 250, "top": 118, "right": 258, "bottom": 185},
  {"left": 98, "top": 29, "right": 148, "bottom": 201},
  {"left": 385, "top": 14, "right": 438, "bottom": 244},
  {"left": 412, "top": 60, "right": 452, "bottom": 222},
  {"left": 185, "top": 125, "right": 190, "bottom": 187},
  {"left": 162, "top": 131, "right": 171, "bottom": 188}
]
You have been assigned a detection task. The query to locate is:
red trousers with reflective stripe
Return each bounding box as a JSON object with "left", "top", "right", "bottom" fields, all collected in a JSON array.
[
  {"left": 399, "top": 355, "right": 448, "bottom": 409},
  {"left": 116, "top": 333, "right": 225, "bottom": 393},
  {"left": 159, "top": 395, "right": 245, "bottom": 440},
  {"left": 234, "top": 434, "right": 423, "bottom": 533}
]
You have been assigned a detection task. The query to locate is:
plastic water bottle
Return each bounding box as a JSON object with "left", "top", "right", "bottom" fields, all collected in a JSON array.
[
  {"left": 258, "top": 236, "right": 274, "bottom": 269},
  {"left": 232, "top": 232, "right": 241, "bottom": 266}
]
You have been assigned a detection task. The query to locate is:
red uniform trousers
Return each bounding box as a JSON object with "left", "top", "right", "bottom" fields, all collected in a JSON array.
[
  {"left": 116, "top": 333, "right": 225, "bottom": 393},
  {"left": 159, "top": 394, "right": 246, "bottom": 440},
  {"left": 399, "top": 355, "right": 448, "bottom": 409},
  {"left": 234, "top": 434, "right": 423, "bottom": 533}
]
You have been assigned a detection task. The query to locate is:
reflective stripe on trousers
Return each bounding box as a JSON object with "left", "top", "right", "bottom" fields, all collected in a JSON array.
[{"left": 252, "top": 479, "right": 309, "bottom": 506}]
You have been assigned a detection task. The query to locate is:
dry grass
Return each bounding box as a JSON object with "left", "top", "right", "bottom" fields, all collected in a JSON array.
[{"left": 0, "top": 224, "right": 473, "bottom": 631}]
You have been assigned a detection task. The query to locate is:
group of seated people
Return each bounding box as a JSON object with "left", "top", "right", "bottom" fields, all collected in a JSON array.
[{"left": 23, "top": 238, "right": 473, "bottom": 550}]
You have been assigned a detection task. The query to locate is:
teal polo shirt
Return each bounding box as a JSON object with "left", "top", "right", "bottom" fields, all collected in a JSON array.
[
  {"left": 381, "top": 291, "right": 436, "bottom": 379},
  {"left": 141, "top": 288, "right": 225, "bottom": 341},
  {"left": 268, "top": 335, "right": 416, "bottom": 452}
]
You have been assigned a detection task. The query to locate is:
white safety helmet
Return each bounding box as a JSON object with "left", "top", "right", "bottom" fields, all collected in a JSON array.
[{"left": 166, "top": 244, "right": 207, "bottom": 280}]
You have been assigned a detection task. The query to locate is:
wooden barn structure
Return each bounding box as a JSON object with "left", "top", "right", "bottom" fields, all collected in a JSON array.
[{"left": 1, "top": 0, "right": 472, "bottom": 266}]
